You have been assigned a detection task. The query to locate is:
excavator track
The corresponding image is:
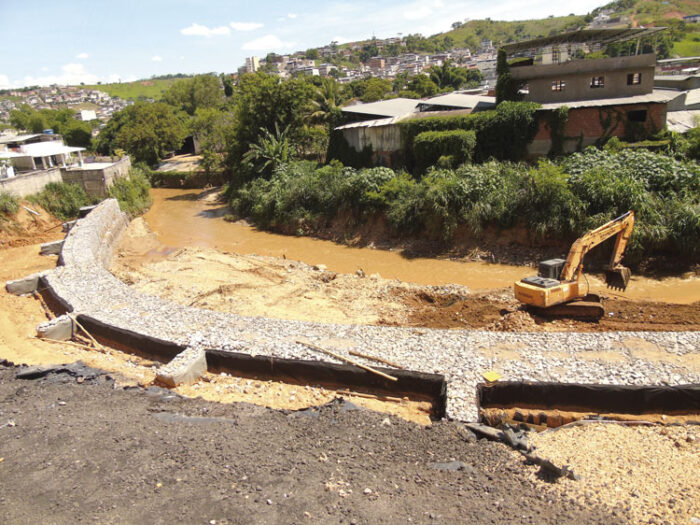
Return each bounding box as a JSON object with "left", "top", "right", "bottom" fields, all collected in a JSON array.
[{"left": 529, "top": 294, "right": 604, "bottom": 320}]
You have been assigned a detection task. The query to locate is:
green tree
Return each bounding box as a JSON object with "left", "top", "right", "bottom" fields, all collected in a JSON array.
[
  {"left": 495, "top": 49, "right": 523, "bottom": 104},
  {"left": 28, "top": 113, "right": 47, "bottom": 133},
  {"left": 9, "top": 104, "right": 34, "bottom": 130},
  {"left": 429, "top": 60, "right": 470, "bottom": 91},
  {"left": 96, "top": 102, "right": 186, "bottom": 166},
  {"left": 62, "top": 121, "right": 93, "bottom": 148},
  {"left": 305, "top": 48, "right": 320, "bottom": 60},
  {"left": 162, "top": 74, "right": 225, "bottom": 116},
  {"left": 359, "top": 78, "right": 393, "bottom": 102},
  {"left": 408, "top": 74, "right": 439, "bottom": 97},
  {"left": 226, "top": 73, "right": 315, "bottom": 180}
]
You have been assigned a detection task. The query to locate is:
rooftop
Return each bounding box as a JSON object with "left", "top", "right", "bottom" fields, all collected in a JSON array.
[
  {"left": 538, "top": 89, "right": 679, "bottom": 110},
  {"left": 418, "top": 93, "right": 496, "bottom": 111},
  {"left": 20, "top": 142, "right": 85, "bottom": 157},
  {"left": 341, "top": 97, "right": 421, "bottom": 118}
]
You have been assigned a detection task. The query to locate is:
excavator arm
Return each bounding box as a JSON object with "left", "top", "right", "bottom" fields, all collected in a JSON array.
[{"left": 560, "top": 211, "right": 635, "bottom": 289}]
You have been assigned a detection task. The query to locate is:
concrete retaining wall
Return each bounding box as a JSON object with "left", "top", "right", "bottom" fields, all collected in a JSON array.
[{"left": 0, "top": 168, "right": 63, "bottom": 197}]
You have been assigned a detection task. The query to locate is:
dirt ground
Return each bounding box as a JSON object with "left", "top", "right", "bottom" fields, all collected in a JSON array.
[
  {"left": 112, "top": 218, "right": 700, "bottom": 333},
  {"left": 157, "top": 154, "right": 202, "bottom": 172},
  {"left": 0, "top": 200, "right": 63, "bottom": 248},
  {"left": 0, "top": 363, "right": 626, "bottom": 525},
  {"left": 529, "top": 424, "right": 700, "bottom": 525}
]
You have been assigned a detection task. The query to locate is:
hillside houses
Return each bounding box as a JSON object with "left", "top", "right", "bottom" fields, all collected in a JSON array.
[{"left": 0, "top": 85, "right": 131, "bottom": 123}]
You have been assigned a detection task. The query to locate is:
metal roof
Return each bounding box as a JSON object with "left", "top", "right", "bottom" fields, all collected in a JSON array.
[
  {"left": 334, "top": 115, "right": 409, "bottom": 130},
  {"left": 538, "top": 89, "right": 680, "bottom": 110},
  {"left": 501, "top": 27, "right": 667, "bottom": 55},
  {"left": 0, "top": 134, "right": 43, "bottom": 145},
  {"left": 419, "top": 93, "right": 496, "bottom": 110},
  {"left": 341, "top": 98, "right": 421, "bottom": 118},
  {"left": 20, "top": 142, "right": 85, "bottom": 157}
]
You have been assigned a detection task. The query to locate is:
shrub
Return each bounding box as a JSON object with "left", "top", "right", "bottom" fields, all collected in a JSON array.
[
  {"left": 108, "top": 168, "right": 153, "bottom": 216},
  {"left": 27, "top": 182, "right": 93, "bottom": 221},
  {"left": 413, "top": 130, "right": 475, "bottom": 173},
  {"left": 0, "top": 191, "right": 19, "bottom": 216}
]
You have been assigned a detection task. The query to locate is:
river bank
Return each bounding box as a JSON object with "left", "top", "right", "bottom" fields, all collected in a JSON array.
[{"left": 139, "top": 188, "right": 700, "bottom": 305}]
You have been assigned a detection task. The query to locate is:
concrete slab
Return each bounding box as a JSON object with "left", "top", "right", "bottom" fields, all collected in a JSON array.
[
  {"left": 40, "top": 240, "right": 63, "bottom": 256},
  {"left": 36, "top": 315, "right": 74, "bottom": 341},
  {"left": 5, "top": 271, "right": 46, "bottom": 295},
  {"left": 156, "top": 347, "right": 207, "bottom": 387}
]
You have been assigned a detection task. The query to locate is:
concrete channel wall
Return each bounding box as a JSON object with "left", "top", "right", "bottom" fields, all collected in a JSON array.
[{"left": 28, "top": 199, "right": 700, "bottom": 421}]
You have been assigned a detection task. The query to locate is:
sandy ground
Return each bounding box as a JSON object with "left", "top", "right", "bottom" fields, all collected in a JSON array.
[
  {"left": 529, "top": 424, "right": 700, "bottom": 525},
  {"left": 0, "top": 241, "right": 431, "bottom": 424},
  {"left": 111, "top": 218, "right": 700, "bottom": 333},
  {"left": 156, "top": 154, "right": 202, "bottom": 172}
]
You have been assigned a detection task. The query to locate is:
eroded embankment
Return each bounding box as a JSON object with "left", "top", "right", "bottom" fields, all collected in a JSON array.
[{"left": 31, "top": 200, "right": 700, "bottom": 421}]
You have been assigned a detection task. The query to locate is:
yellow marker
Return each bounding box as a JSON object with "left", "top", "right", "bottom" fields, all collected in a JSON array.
[{"left": 482, "top": 371, "right": 502, "bottom": 383}]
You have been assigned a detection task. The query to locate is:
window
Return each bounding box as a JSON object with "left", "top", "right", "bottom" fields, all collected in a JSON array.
[
  {"left": 627, "top": 110, "right": 647, "bottom": 122},
  {"left": 551, "top": 80, "right": 566, "bottom": 92},
  {"left": 590, "top": 76, "right": 605, "bottom": 88},
  {"left": 627, "top": 73, "right": 642, "bottom": 85}
]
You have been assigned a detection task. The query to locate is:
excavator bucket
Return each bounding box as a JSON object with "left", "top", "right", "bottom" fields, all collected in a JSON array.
[{"left": 605, "top": 266, "right": 631, "bottom": 291}]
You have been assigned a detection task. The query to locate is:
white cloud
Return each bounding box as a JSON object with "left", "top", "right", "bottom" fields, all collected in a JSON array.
[
  {"left": 404, "top": 5, "right": 433, "bottom": 20},
  {"left": 242, "top": 34, "right": 296, "bottom": 51},
  {"left": 287, "top": 13, "right": 297, "bottom": 19},
  {"left": 41, "top": 66, "right": 49, "bottom": 72},
  {"left": 76, "top": 52, "right": 89, "bottom": 59},
  {"left": 180, "top": 23, "right": 230, "bottom": 37},
  {"left": 152, "top": 55, "right": 163, "bottom": 62},
  {"left": 0, "top": 74, "right": 11, "bottom": 89},
  {"left": 21, "top": 63, "right": 98, "bottom": 87},
  {"left": 230, "top": 21, "right": 263, "bottom": 31}
]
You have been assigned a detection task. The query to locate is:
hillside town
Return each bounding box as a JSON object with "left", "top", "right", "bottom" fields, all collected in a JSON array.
[{"left": 0, "top": 85, "right": 132, "bottom": 123}]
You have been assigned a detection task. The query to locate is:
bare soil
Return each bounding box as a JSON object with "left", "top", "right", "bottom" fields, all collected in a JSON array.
[
  {"left": 112, "top": 218, "right": 700, "bottom": 333},
  {"left": 529, "top": 424, "right": 700, "bottom": 525},
  {"left": 0, "top": 201, "right": 63, "bottom": 248},
  {"left": 0, "top": 363, "right": 623, "bottom": 525}
]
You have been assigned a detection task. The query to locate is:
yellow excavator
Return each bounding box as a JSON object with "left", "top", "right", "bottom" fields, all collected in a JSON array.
[{"left": 514, "top": 211, "right": 635, "bottom": 319}]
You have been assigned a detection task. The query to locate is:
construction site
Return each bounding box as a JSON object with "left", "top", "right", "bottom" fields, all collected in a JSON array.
[{"left": 0, "top": 187, "right": 697, "bottom": 524}]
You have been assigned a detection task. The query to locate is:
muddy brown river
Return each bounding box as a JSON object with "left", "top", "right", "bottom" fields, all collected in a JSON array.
[{"left": 143, "top": 188, "right": 700, "bottom": 303}]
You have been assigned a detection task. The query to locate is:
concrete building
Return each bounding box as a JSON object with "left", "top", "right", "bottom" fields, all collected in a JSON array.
[
  {"left": 510, "top": 54, "right": 656, "bottom": 104},
  {"left": 244, "top": 56, "right": 260, "bottom": 73},
  {"left": 0, "top": 133, "right": 131, "bottom": 197}
]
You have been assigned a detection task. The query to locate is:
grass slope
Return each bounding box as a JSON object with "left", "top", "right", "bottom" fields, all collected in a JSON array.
[{"left": 82, "top": 78, "right": 179, "bottom": 100}]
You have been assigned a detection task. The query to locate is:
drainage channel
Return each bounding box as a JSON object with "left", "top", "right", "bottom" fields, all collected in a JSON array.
[
  {"left": 58, "top": 308, "right": 448, "bottom": 421},
  {"left": 477, "top": 381, "right": 700, "bottom": 428}
]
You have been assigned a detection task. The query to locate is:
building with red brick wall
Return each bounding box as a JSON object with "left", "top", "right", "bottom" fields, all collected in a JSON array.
[{"left": 527, "top": 91, "right": 676, "bottom": 157}]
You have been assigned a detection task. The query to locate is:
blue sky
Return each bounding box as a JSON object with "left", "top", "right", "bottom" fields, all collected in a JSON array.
[{"left": 1, "top": 0, "right": 606, "bottom": 88}]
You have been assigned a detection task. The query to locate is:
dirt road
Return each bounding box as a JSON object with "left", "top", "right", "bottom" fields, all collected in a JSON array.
[{"left": 0, "top": 363, "right": 622, "bottom": 525}]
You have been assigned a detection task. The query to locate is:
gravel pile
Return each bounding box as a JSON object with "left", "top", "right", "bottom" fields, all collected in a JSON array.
[{"left": 43, "top": 200, "right": 700, "bottom": 421}]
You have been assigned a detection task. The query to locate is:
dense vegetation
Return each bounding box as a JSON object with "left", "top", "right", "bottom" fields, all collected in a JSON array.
[
  {"left": 27, "top": 182, "right": 95, "bottom": 220},
  {"left": 107, "top": 167, "right": 152, "bottom": 216},
  {"left": 9, "top": 105, "right": 94, "bottom": 147},
  {"left": 232, "top": 149, "right": 700, "bottom": 263},
  {"left": 0, "top": 191, "right": 19, "bottom": 217}
]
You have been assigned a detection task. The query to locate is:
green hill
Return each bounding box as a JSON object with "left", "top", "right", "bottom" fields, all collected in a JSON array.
[{"left": 83, "top": 78, "right": 182, "bottom": 100}]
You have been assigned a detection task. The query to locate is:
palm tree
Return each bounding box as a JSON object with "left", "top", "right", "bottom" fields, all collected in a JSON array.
[
  {"left": 242, "top": 123, "right": 291, "bottom": 176},
  {"left": 309, "top": 77, "right": 346, "bottom": 126}
]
